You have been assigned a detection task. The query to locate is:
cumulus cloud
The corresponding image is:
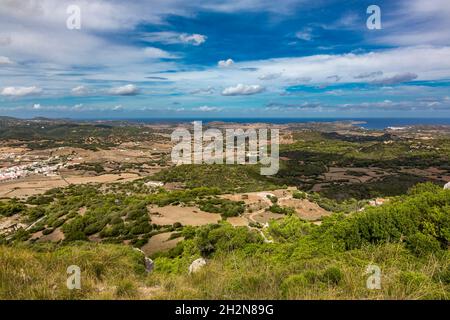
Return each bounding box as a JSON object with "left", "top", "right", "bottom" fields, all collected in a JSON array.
[
  {"left": 167, "top": 47, "right": 449, "bottom": 89},
  {"left": 71, "top": 85, "right": 90, "bottom": 96},
  {"left": 221, "top": 84, "right": 265, "bottom": 96},
  {"left": 371, "top": 72, "right": 418, "bottom": 85},
  {"left": 108, "top": 84, "right": 139, "bottom": 96},
  {"left": 0, "top": 86, "right": 42, "bottom": 97},
  {"left": 218, "top": 59, "right": 234, "bottom": 67},
  {"left": 141, "top": 32, "right": 207, "bottom": 46},
  {"left": 179, "top": 33, "right": 207, "bottom": 46}
]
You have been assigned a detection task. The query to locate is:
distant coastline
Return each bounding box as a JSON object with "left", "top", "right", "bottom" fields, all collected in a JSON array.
[
  {"left": 3, "top": 115, "right": 450, "bottom": 130},
  {"left": 131, "top": 118, "right": 450, "bottom": 130}
]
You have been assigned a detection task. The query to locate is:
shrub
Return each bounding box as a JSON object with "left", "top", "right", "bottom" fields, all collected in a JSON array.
[
  {"left": 267, "top": 195, "right": 278, "bottom": 204},
  {"left": 293, "top": 191, "right": 306, "bottom": 200},
  {"left": 198, "top": 198, "right": 245, "bottom": 218},
  {"left": 268, "top": 205, "right": 295, "bottom": 215},
  {"left": 406, "top": 233, "right": 441, "bottom": 256},
  {"left": 0, "top": 202, "right": 26, "bottom": 217},
  {"left": 42, "top": 228, "right": 54, "bottom": 235},
  {"left": 321, "top": 267, "right": 343, "bottom": 285}
]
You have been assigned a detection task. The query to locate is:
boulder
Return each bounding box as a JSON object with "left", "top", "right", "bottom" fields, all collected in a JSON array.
[
  {"left": 133, "top": 247, "right": 154, "bottom": 273},
  {"left": 144, "top": 257, "right": 154, "bottom": 273},
  {"left": 188, "top": 258, "right": 206, "bottom": 274}
]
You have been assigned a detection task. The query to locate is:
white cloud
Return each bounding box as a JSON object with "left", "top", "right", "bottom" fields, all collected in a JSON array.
[
  {"left": 193, "top": 105, "right": 222, "bottom": 112},
  {"left": 141, "top": 32, "right": 207, "bottom": 46},
  {"left": 179, "top": 33, "right": 207, "bottom": 46},
  {"left": 108, "top": 84, "right": 139, "bottom": 96},
  {"left": 0, "top": 56, "right": 12, "bottom": 65},
  {"left": 71, "top": 85, "right": 90, "bottom": 95},
  {"left": 0, "top": 86, "right": 42, "bottom": 97},
  {"left": 144, "top": 47, "right": 179, "bottom": 59},
  {"left": 221, "top": 84, "right": 265, "bottom": 96},
  {"left": 166, "top": 46, "right": 450, "bottom": 91},
  {"left": 218, "top": 59, "right": 235, "bottom": 67},
  {"left": 372, "top": 0, "right": 450, "bottom": 46},
  {"left": 295, "top": 28, "right": 313, "bottom": 41},
  {"left": 258, "top": 73, "right": 282, "bottom": 80}
]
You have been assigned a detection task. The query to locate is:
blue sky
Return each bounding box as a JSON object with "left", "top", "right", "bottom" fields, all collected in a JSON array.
[{"left": 1, "top": 0, "right": 450, "bottom": 119}]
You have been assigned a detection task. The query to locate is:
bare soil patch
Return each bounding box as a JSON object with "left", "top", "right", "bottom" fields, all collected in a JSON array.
[
  {"left": 141, "top": 232, "right": 184, "bottom": 256},
  {"left": 148, "top": 205, "right": 221, "bottom": 226},
  {"left": 278, "top": 198, "right": 331, "bottom": 221},
  {"left": 226, "top": 217, "right": 248, "bottom": 227}
]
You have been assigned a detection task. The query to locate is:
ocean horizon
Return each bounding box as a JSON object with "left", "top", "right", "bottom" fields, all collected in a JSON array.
[{"left": 10, "top": 116, "right": 450, "bottom": 130}]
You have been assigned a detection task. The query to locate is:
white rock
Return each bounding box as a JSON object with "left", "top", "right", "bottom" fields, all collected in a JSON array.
[
  {"left": 444, "top": 182, "right": 450, "bottom": 190},
  {"left": 133, "top": 248, "right": 154, "bottom": 273},
  {"left": 188, "top": 258, "right": 207, "bottom": 274}
]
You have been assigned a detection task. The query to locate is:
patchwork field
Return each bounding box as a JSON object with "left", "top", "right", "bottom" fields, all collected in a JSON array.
[{"left": 0, "top": 173, "right": 143, "bottom": 199}]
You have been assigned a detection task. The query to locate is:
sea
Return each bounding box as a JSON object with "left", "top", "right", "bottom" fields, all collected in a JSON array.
[{"left": 127, "top": 118, "right": 450, "bottom": 130}]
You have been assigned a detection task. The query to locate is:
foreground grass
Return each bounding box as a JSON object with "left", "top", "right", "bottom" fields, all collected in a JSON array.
[
  {"left": 148, "top": 243, "right": 449, "bottom": 300},
  {"left": 0, "top": 243, "right": 147, "bottom": 299},
  {"left": 1, "top": 242, "right": 448, "bottom": 300}
]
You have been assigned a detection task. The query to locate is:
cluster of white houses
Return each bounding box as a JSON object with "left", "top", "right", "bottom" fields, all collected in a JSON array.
[{"left": 0, "top": 158, "right": 65, "bottom": 182}]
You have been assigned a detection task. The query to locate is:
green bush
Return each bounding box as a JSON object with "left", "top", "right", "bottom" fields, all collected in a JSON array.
[
  {"left": 293, "top": 191, "right": 306, "bottom": 200},
  {"left": 406, "top": 233, "right": 441, "bottom": 256},
  {"left": 42, "top": 228, "right": 54, "bottom": 235},
  {"left": 267, "top": 195, "right": 278, "bottom": 204},
  {"left": 198, "top": 198, "right": 245, "bottom": 218},
  {"left": 321, "top": 267, "right": 343, "bottom": 285},
  {"left": 0, "top": 202, "right": 26, "bottom": 217},
  {"left": 268, "top": 204, "right": 295, "bottom": 215}
]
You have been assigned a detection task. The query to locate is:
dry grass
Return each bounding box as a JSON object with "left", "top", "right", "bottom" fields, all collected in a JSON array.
[
  {"left": 1, "top": 243, "right": 448, "bottom": 300},
  {"left": 0, "top": 243, "right": 148, "bottom": 300},
  {"left": 148, "top": 244, "right": 450, "bottom": 300}
]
